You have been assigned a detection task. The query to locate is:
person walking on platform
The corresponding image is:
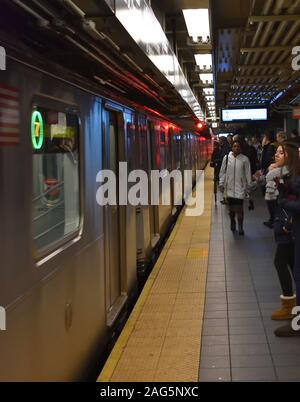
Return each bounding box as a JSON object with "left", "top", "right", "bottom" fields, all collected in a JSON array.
[
  {"left": 277, "top": 131, "right": 287, "bottom": 145},
  {"left": 290, "top": 129, "right": 300, "bottom": 145},
  {"left": 219, "top": 141, "right": 252, "bottom": 236},
  {"left": 261, "top": 131, "right": 277, "bottom": 175},
  {"left": 213, "top": 137, "right": 231, "bottom": 205},
  {"left": 233, "top": 134, "right": 259, "bottom": 176},
  {"left": 211, "top": 137, "right": 231, "bottom": 180},
  {"left": 227, "top": 134, "right": 234, "bottom": 149},
  {"left": 261, "top": 131, "right": 277, "bottom": 228},
  {"left": 273, "top": 142, "right": 300, "bottom": 337},
  {"left": 267, "top": 144, "right": 296, "bottom": 321},
  {"left": 252, "top": 136, "right": 263, "bottom": 164}
]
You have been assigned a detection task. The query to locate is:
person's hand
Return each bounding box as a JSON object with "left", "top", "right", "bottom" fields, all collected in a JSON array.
[
  {"left": 269, "top": 163, "right": 278, "bottom": 171},
  {"left": 219, "top": 185, "right": 225, "bottom": 193}
]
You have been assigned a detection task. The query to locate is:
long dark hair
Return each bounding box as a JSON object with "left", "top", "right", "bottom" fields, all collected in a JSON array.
[{"left": 282, "top": 141, "right": 300, "bottom": 177}]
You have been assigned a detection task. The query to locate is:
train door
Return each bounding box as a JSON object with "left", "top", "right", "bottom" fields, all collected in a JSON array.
[
  {"left": 147, "top": 121, "right": 160, "bottom": 247},
  {"left": 171, "top": 130, "right": 183, "bottom": 211},
  {"left": 103, "top": 108, "right": 127, "bottom": 326}
]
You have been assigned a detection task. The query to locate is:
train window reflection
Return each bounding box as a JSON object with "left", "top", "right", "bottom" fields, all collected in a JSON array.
[
  {"left": 32, "top": 107, "right": 80, "bottom": 256},
  {"left": 160, "top": 130, "right": 169, "bottom": 170}
]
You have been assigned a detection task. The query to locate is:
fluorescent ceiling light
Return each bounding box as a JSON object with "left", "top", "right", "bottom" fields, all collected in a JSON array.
[
  {"left": 180, "top": 89, "right": 190, "bottom": 97},
  {"left": 183, "top": 9, "right": 210, "bottom": 42},
  {"left": 203, "top": 88, "right": 214, "bottom": 95},
  {"left": 194, "top": 54, "right": 212, "bottom": 70},
  {"left": 149, "top": 55, "right": 174, "bottom": 73},
  {"left": 200, "top": 73, "right": 213, "bottom": 84}
]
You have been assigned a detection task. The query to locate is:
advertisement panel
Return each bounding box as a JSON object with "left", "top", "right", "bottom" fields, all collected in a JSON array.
[{"left": 222, "top": 108, "right": 268, "bottom": 122}]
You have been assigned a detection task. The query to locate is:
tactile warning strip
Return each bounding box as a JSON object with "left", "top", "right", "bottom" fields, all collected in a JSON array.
[{"left": 98, "top": 167, "right": 214, "bottom": 382}]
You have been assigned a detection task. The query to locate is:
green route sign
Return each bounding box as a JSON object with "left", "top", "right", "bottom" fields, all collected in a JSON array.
[{"left": 31, "top": 110, "right": 44, "bottom": 150}]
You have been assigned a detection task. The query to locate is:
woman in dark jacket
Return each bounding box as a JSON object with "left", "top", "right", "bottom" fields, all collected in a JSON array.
[
  {"left": 269, "top": 145, "right": 295, "bottom": 321},
  {"left": 274, "top": 142, "right": 300, "bottom": 337},
  {"left": 261, "top": 131, "right": 277, "bottom": 175}
]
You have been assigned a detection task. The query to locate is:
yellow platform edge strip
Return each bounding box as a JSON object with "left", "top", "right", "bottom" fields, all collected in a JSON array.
[{"left": 97, "top": 166, "right": 214, "bottom": 382}]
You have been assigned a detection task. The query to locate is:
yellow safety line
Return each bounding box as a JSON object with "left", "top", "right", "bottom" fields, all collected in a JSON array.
[{"left": 98, "top": 166, "right": 214, "bottom": 382}]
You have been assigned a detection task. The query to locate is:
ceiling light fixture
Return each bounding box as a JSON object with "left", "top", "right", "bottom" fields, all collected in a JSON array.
[
  {"left": 183, "top": 9, "right": 210, "bottom": 43},
  {"left": 203, "top": 88, "right": 214, "bottom": 95},
  {"left": 200, "top": 73, "right": 213, "bottom": 85},
  {"left": 194, "top": 54, "right": 212, "bottom": 70}
]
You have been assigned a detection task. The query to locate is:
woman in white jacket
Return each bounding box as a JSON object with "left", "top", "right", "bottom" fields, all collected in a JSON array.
[{"left": 219, "top": 141, "right": 252, "bottom": 235}]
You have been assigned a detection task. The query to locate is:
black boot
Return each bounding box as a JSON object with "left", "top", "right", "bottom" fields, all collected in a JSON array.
[
  {"left": 238, "top": 218, "right": 245, "bottom": 236},
  {"left": 229, "top": 213, "right": 236, "bottom": 232},
  {"left": 274, "top": 322, "right": 300, "bottom": 337}
]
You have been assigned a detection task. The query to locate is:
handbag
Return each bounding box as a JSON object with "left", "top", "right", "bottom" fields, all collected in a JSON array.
[{"left": 274, "top": 208, "right": 293, "bottom": 244}]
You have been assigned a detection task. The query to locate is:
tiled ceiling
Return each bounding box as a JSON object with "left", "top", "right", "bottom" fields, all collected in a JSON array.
[
  {"left": 213, "top": 0, "right": 300, "bottom": 109},
  {"left": 155, "top": 0, "right": 300, "bottom": 118}
]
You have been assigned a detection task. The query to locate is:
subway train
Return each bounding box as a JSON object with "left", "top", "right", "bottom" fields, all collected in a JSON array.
[{"left": 0, "top": 29, "right": 212, "bottom": 381}]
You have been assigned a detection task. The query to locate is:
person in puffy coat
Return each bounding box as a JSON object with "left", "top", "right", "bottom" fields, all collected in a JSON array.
[{"left": 219, "top": 141, "right": 252, "bottom": 236}]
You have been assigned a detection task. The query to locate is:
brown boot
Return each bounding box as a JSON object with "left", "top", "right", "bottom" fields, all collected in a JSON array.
[{"left": 271, "top": 295, "right": 296, "bottom": 321}]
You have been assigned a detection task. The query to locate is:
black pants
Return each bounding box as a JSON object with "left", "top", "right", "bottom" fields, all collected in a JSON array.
[
  {"left": 228, "top": 198, "right": 244, "bottom": 215},
  {"left": 274, "top": 243, "right": 295, "bottom": 297},
  {"left": 227, "top": 198, "right": 244, "bottom": 228},
  {"left": 266, "top": 200, "right": 278, "bottom": 223}
]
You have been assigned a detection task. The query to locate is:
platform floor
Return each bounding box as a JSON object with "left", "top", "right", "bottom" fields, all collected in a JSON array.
[
  {"left": 201, "top": 187, "right": 300, "bottom": 382},
  {"left": 98, "top": 167, "right": 300, "bottom": 383}
]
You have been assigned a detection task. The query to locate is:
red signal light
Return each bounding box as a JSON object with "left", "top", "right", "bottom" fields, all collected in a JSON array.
[{"left": 197, "top": 122, "right": 204, "bottom": 130}]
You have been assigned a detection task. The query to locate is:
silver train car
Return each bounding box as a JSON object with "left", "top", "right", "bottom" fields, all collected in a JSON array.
[{"left": 0, "top": 42, "right": 212, "bottom": 381}]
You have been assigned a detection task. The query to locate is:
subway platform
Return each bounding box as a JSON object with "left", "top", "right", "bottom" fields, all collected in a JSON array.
[{"left": 98, "top": 167, "right": 300, "bottom": 383}]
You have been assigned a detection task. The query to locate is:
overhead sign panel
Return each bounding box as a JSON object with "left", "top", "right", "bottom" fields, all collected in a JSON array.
[
  {"left": 114, "top": 0, "right": 203, "bottom": 119},
  {"left": 222, "top": 108, "right": 268, "bottom": 122}
]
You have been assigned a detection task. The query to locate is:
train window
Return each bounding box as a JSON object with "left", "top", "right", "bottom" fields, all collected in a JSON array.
[
  {"left": 139, "top": 126, "right": 149, "bottom": 171},
  {"left": 175, "top": 135, "right": 182, "bottom": 170},
  {"left": 160, "top": 132, "right": 166, "bottom": 144},
  {"left": 31, "top": 107, "right": 80, "bottom": 256},
  {"left": 160, "top": 130, "right": 168, "bottom": 170},
  {"left": 127, "top": 123, "right": 136, "bottom": 172}
]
